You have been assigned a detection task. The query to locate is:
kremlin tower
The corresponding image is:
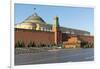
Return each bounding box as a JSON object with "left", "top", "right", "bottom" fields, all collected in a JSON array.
[{"left": 52, "top": 16, "right": 62, "bottom": 45}]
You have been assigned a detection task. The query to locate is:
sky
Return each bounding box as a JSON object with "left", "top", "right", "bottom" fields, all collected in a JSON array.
[{"left": 15, "top": 3, "right": 94, "bottom": 35}]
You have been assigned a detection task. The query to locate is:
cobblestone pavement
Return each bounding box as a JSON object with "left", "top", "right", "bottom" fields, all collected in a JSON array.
[{"left": 15, "top": 48, "right": 94, "bottom": 65}]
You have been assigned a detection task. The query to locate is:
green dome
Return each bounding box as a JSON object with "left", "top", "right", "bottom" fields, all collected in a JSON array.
[{"left": 23, "top": 13, "right": 46, "bottom": 24}]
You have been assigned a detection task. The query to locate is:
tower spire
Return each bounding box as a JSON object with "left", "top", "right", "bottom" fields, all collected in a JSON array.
[
  {"left": 53, "top": 16, "right": 59, "bottom": 27},
  {"left": 52, "top": 16, "right": 62, "bottom": 45}
]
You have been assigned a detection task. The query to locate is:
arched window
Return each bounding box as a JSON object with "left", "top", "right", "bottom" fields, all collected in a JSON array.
[
  {"left": 41, "top": 27, "right": 43, "bottom": 31},
  {"left": 71, "top": 31, "right": 75, "bottom": 34},
  {"left": 66, "top": 31, "right": 70, "bottom": 34}
]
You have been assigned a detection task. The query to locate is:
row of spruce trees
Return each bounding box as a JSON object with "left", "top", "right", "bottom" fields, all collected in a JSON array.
[
  {"left": 80, "top": 41, "right": 93, "bottom": 48},
  {"left": 15, "top": 40, "right": 57, "bottom": 48}
]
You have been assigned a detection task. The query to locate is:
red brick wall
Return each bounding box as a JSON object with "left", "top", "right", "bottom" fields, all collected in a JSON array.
[
  {"left": 78, "top": 35, "right": 94, "bottom": 44},
  {"left": 15, "top": 28, "right": 55, "bottom": 47}
]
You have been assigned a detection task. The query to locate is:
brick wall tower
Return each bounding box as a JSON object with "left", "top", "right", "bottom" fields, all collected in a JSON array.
[{"left": 52, "top": 16, "right": 62, "bottom": 45}]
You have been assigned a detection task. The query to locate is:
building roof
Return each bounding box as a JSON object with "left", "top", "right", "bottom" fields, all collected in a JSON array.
[
  {"left": 23, "top": 12, "right": 46, "bottom": 24},
  {"left": 45, "top": 24, "right": 90, "bottom": 35}
]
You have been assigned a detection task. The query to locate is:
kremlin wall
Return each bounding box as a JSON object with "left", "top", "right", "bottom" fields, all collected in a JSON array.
[
  {"left": 15, "top": 28, "right": 55, "bottom": 47},
  {"left": 15, "top": 12, "right": 94, "bottom": 48}
]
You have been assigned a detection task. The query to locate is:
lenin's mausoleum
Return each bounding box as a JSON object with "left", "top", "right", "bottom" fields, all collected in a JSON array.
[{"left": 15, "top": 12, "right": 94, "bottom": 48}]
